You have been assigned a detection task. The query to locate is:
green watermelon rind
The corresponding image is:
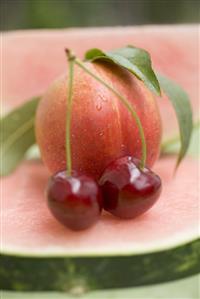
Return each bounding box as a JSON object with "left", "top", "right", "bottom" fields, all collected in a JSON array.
[
  {"left": 1, "top": 238, "right": 200, "bottom": 292},
  {"left": 2, "top": 274, "right": 200, "bottom": 298}
]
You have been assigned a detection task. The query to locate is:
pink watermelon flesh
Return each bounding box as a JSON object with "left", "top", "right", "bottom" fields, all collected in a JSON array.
[
  {"left": 1, "top": 26, "right": 199, "bottom": 255},
  {"left": 2, "top": 25, "right": 199, "bottom": 138},
  {"left": 2, "top": 157, "right": 198, "bottom": 255}
]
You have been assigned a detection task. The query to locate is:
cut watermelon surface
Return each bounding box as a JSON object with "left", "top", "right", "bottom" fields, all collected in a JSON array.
[
  {"left": 1, "top": 25, "right": 200, "bottom": 292},
  {"left": 2, "top": 157, "right": 199, "bottom": 256}
]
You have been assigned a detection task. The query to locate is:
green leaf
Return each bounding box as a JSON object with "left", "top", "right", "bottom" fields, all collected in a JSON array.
[
  {"left": 161, "top": 121, "right": 199, "bottom": 158},
  {"left": 0, "top": 97, "right": 40, "bottom": 176},
  {"left": 85, "top": 46, "right": 161, "bottom": 96},
  {"left": 157, "top": 73, "right": 193, "bottom": 168}
]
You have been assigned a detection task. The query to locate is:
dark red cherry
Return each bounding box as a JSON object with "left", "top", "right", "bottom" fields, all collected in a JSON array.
[
  {"left": 47, "top": 171, "right": 102, "bottom": 231},
  {"left": 99, "top": 156, "right": 162, "bottom": 219}
]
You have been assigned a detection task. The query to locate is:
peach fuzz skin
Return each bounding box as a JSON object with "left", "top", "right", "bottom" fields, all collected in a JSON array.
[{"left": 35, "top": 61, "right": 162, "bottom": 180}]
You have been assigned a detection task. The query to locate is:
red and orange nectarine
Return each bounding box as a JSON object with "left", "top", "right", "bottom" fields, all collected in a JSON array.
[{"left": 36, "top": 61, "right": 162, "bottom": 180}]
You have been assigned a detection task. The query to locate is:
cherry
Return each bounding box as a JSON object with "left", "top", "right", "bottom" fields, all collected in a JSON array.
[
  {"left": 47, "top": 171, "right": 102, "bottom": 231},
  {"left": 99, "top": 156, "right": 162, "bottom": 219}
]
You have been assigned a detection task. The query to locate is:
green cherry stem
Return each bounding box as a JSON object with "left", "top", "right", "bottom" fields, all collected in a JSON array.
[
  {"left": 75, "top": 58, "right": 147, "bottom": 169},
  {"left": 65, "top": 49, "right": 75, "bottom": 176}
]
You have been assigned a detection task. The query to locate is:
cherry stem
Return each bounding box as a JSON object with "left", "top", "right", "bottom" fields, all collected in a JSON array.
[
  {"left": 65, "top": 49, "right": 75, "bottom": 176},
  {"left": 75, "top": 58, "right": 147, "bottom": 169}
]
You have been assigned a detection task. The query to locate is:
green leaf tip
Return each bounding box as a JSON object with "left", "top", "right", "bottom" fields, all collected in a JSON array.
[
  {"left": 157, "top": 73, "right": 193, "bottom": 169},
  {"left": 85, "top": 45, "right": 161, "bottom": 96}
]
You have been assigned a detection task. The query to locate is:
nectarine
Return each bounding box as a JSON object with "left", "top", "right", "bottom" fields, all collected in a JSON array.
[{"left": 35, "top": 61, "right": 162, "bottom": 180}]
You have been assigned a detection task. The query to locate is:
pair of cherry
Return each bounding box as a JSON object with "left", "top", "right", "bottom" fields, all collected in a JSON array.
[{"left": 47, "top": 156, "right": 162, "bottom": 231}]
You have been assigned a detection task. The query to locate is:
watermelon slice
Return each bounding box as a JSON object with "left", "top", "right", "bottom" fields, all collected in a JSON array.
[
  {"left": 1, "top": 156, "right": 199, "bottom": 291},
  {"left": 1, "top": 25, "right": 200, "bottom": 292}
]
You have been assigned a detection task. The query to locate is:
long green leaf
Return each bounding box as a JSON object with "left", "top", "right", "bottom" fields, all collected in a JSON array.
[
  {"left": 0, "top": 97, "right": 40, "bottom": 176},
  {"left": 85, "top": 46, "right": 161, "bottom": 96},
  {"left": 157, "top": 73, "right": 193, "bottom": 168}
]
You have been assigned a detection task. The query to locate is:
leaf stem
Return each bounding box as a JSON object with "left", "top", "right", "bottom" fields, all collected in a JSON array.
[
  {"left": 65, "top": 49, "right": 75, "bottom": 176},
  {"left": 75, "top": 58, "right": 147, "bottom": 169}
]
